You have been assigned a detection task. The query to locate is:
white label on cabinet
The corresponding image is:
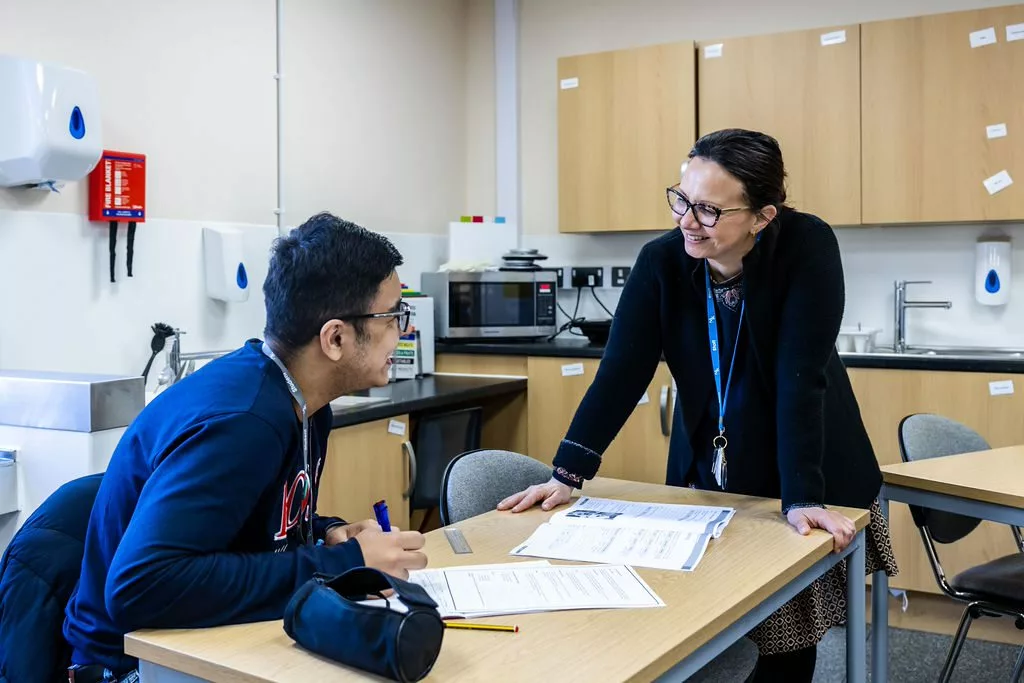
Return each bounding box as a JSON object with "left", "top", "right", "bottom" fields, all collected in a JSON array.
[
  {"left": 637, "top": 391, "right": 650, "bottom": 406},
  {"left": 820, "top": 30, "right": 847, "bottom": 46},
  {"left": 1007, "top": 23, "right": 1024, "bottom": 42},
  {"left": 984, "top": 170, "right": 1013, "bottom": 195},
  {"left": 561, "top": 362, "right": 585, "bottom": 377},
  {"left": 704, "top": 43, "right": 723, "bottom": 59},
  {"left": 560, "top": 77, "right": 579, "bottom": 90},
  {"left": 969, "top": 27, "right": 997, "bottom": 48},
  {"left": 387, "top": 419, "right": 406, "bottom": 436},
  {"left": 989, "top": 380, "right": 1015, "bottom": 396},
  {"left": 987, "top": 123, "right": 1008, "bottom": 139}
]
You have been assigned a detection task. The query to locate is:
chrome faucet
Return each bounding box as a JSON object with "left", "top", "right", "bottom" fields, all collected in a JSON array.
[
  {"left": 893, "top": 280, "right": 952, "bottom": 353},
  {"left": 156, "top": 329, "right": 233, "bottom": 389}
]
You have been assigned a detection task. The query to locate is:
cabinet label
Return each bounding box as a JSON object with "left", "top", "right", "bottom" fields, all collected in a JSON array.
[
  {"left": 987, "top": 123, "right": 1008, "bottom": 139},
  {"left": 969, "top": 27, "right": 997, "bottom": 48},
  {"left": 704, "top": 43, "right": 723, "bottom": 59},
  {"left": 387, "top": 419, "right": 407, "bottom": 436},
  {"left": 820, "top": 30, "right": 847, "bottom": 46},
  {"left": 561, "top": 362, "right": 585, "bottom": 377},
  {"left": 1007, "top": 23, "right": 1024, "bottom": 42},
  {"left": 560, "top": 77, "right": 579, "bottom": 90},
  {"left": 989, "top": 380, "right": 1015, "bottom": 396},
  {"left": 637, "top": 391, "right": 650, "bottom": 406},
  {"left": 983, "top": 170, "right": 1013, "bottom": 195}
]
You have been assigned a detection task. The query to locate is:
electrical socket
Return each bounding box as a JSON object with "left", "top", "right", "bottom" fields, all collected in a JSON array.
[
  {"left": 611, "top": 266, "right": 631, "bottom": 287},
  {"left": 571, "top": 267, "right": 604, "bottom": 289}
]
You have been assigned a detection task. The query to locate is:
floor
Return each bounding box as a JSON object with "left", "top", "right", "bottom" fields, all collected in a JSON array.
[{"left": 814, "top": 626, "right": 1024, "bottom": 682}]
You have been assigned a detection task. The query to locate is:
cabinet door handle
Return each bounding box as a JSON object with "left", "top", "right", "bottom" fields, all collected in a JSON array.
[
  {"left": 402, "top": 441, "right": 417, "bottom": 500},
  {"left": 660, "top": 385, "right": 670, "bottom": 436}
]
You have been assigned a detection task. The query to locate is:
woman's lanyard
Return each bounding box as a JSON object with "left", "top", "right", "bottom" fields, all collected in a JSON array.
[
  {"left": 704, "top": 262, "right": 745, "bottom": 490},
  {"left": 261, "top": 342, "right": 312, "bottom": 546}
]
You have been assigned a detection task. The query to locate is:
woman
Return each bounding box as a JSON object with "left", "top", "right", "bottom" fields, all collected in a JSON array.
[{"left": 498, "top": 128, "right": 898, "bottom": 682}]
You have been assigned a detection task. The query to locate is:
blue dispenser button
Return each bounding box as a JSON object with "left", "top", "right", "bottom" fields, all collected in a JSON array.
[
  {"left": 69, "top": 106, "right": 86, "bottom": 140},
  {"left": 236, "top": 263, "right": 248, "bottom": 289},
  {"left": 985, "top": 269, "right": 1000, "bottom": 294}
]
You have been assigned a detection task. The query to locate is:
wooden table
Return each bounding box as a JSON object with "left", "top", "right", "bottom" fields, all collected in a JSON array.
[
  {"left": 873, "top": 445, "right": 1024, "bottom": 683},
  {"left": 126, "top": 478, "right": 870, "bottom": 682}
]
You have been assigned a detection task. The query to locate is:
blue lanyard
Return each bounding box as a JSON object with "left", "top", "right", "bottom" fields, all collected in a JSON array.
[{"left": 704, "top": 262, "right": 744, "bottom": 437}]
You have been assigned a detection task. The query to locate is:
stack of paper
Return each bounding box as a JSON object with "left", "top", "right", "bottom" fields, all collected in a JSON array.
[
  {"left": 374, "top": 562, "right": 666, "bottom": 619},
  {"left": 509, "top": 496, "right": 736, "bottom": 572}
]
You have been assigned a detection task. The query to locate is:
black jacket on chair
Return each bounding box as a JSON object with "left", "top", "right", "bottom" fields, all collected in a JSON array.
[
  {"left": 551, "top": 209, "right": 881, "bottom": 512},
  {"left": 0, "top": 473, "right": 103, "bottom": 683}
]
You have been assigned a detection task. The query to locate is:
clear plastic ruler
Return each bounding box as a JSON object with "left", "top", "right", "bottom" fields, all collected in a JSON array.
[{"left": 444, "top": 527, "right": 473, "bottom": 554}]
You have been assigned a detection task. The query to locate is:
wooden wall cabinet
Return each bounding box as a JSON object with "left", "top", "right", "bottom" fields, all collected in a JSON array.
[
  {"left": 861, "top": 6, "right": 1024, "bottom": 223},
  {"left": 319, "top": 416, "right": 412, "bottom": 531},
  {"left": 526, "top": 357, "right": 673, "bottom": 483},
  {"left": 557, "top": 41, "right": 696, "bottom": 233},
  {"left": 697, "top": 25, "right": 862, "bottom": 226},
  {"left": 848, "top": 368, "right": 1024, "bottom": 595}
]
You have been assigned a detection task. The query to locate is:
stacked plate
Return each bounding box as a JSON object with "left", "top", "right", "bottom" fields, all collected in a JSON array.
[{"left": 500, "top": 248, "right": 548, "bottom": 271}]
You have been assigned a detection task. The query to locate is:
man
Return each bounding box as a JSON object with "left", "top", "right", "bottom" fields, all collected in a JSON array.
[{"left": 63, "top": 212, "right": 428, "bottom": 681}]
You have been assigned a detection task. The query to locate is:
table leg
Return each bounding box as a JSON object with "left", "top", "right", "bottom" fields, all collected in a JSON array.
[
  {"left": 872, "top": 494, "right": 890, "bottom": 683},
  {"left": 846, "top": 530, "right": 867, "bottom": 683}
]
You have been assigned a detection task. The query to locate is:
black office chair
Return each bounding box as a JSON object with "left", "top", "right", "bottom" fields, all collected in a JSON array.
[
  {"left": 407, "top": 407, "right": 482, "bottom": 526},
  {"left": 0, "top": 473, "right": 104, "bottom": 683},
  {"left": 897, "top": 414, "right": 1024, "bottom": 683}
]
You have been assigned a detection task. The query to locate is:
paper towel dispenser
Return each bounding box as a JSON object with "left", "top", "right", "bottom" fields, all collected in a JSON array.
[
  {"left": 203, "top": 226, "right": 250, "bottom": 302},
  {"left": 0, "top": 54, "right": 103, "bottom": 188}
]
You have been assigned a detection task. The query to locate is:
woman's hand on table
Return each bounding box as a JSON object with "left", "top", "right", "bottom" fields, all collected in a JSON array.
[
  {"left": 786, "top": 506, "right": 856, "bottom": 553},
  {"left": 497, "top": 478, "right": 572, "bottom": 513}
]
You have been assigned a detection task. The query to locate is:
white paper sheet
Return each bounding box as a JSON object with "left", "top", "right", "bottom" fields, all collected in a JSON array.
[
  {"left": 401, "top": 562, "right": 663, "bottom": 617},
  {"left": 510, "top": 496, "right": 735, "bottom": 571}
]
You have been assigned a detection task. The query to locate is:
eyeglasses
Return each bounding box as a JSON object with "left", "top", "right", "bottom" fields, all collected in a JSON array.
[
  {"left": 342, "top": 301, "right": 411, "bottom": 334},
  {"left": 666, "top": 186, "right": 749, "bottom": 228}
]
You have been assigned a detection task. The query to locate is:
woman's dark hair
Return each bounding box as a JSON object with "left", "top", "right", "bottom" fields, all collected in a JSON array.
[
  {"left": 263, "top": 212, "right": 404, "bottom": 357},
  {"left": 688, "top": 128, "right": 789, "bottom": 213}
]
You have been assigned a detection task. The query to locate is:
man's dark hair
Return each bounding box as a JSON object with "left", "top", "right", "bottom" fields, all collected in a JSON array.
[{"left": 263, "top": 212, "right": 404, "bottom": 356}]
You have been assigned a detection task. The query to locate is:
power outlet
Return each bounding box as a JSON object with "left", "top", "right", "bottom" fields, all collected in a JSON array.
[
  {"left": 611, "top": 266, "right": 631, "bottom": 287},
  {"left": 540, "top": 267, "right": 567, "bottom": 288},
  {"left": 571, "top": 267, "right": 604, "bottom": 289}
]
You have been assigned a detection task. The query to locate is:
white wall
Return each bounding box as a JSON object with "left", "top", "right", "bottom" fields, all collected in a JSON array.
[
  {"left": 0, "top": 1, "right": 464, "bottom": 385},
  {"left": 495, "top": 0, "right": 1024, "bottom": 347}
]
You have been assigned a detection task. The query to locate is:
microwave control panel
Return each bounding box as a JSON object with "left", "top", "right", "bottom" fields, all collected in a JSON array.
[{"left": 536, "top": 281, "right": 557, "bottom": 326}]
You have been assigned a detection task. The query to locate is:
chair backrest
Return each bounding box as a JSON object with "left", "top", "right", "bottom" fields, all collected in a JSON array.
[
  {"left": 0, "top": 472, "right": 103, "bottom": 683},
  {"left": 897, "top": 413, "right": 989, "bottom": 543},
  {"left": 410, "top": 407, "right": 483, "bottom": 510},
  {"left": 440, "top": 450, "right": 552, "bottom": 526}
]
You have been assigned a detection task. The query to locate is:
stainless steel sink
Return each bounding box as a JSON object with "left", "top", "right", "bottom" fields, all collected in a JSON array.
[
  {"left": 329, "top": 395, "right": 391, "bottom": 408},
  {"left": 845, "top": 345, "right": 1024, "bottom": 360}
]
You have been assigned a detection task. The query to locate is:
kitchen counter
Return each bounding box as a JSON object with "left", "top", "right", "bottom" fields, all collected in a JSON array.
[
  {"left": 330, "top": 374, "right": 526, "bottom": 429},
  {"left": 436, "top": 338, "right": 1024, "bottom": 374}
]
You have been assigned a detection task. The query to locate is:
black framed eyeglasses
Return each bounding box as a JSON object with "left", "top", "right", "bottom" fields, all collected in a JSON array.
[
  {"left": 342, "top": 301, "right": 411, "bottom": 334},
  {"left": 666, "top": 186, "right": 749, "bottom": 228}
]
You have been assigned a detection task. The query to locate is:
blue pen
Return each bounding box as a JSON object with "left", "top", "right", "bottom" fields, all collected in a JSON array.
[{"left": 373, "top": 499, "right": 392, "bottom": 532}]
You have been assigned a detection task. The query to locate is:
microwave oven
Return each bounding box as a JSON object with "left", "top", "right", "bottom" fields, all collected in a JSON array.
[{"left": 420, "top": 270, "right": 558, "bottom": 340}]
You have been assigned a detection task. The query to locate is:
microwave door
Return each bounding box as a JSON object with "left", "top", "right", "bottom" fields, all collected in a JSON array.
[{"left": 449, "top": 281, "right": 539, "bottom": 338}]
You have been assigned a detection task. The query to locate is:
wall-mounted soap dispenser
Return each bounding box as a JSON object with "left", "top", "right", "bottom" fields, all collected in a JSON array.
[
  {"left": 203, "top": 226, "right": 249, "bottom": 302},
  {"left": 975, "top": 236, "right": 1012, "bottom": 306},
  {"left": 0, "top": 55, "right": 103, "bottom": 188}
]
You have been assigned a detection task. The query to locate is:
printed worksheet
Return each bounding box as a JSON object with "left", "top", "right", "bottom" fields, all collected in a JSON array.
[
  {"left": 409, "top": 563, "right": 664, "bottom": 618},
  {"left": 509, "top": 496, "right": 735, "bottom": 571}
]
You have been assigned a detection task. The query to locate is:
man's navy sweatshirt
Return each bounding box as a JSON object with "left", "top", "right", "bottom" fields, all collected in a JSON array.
[{"left": 63, "top": 339, "right": 365, "bottom": 671}]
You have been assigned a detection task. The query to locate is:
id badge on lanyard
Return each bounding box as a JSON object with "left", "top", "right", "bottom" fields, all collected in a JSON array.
[
  {"left": 262, "top": 342, "right": 312, "bottom": 546},
  {"left": 704, "top": 263, "right": 745, "bottom": 490}
]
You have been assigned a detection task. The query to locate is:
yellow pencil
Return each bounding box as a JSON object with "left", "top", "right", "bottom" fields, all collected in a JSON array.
[{"left": 444, "top": 621, "right": 519, "bottom": 633}]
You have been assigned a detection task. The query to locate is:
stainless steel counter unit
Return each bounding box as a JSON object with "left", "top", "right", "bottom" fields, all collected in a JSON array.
[{"left": 0, "top": 370, "right": 144, "bottom": 432}]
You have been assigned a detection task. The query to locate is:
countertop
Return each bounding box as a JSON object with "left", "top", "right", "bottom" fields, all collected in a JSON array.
[
  {"left": 436, "top": 338, "right": 1024, "bottom": 374},
  {"left": 329, "top": 374, "right": 526, "bottom": 429}
]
